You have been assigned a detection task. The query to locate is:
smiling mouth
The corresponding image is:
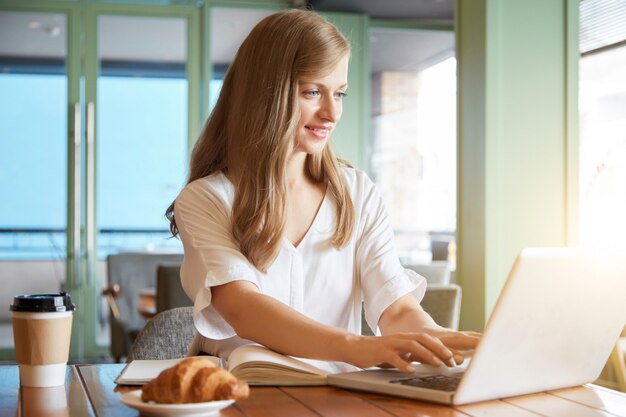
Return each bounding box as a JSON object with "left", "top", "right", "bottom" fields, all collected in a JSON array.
[
  {"left": 305, "top": 126, "right": 332, "bottom": 139},
  {"left": 305, "top": 126, "right": 329, "bottom": 133}
]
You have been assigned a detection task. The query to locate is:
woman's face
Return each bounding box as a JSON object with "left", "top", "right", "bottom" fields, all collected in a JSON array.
[{"left": 294, "top": 55, "right": 349, "bottom": 155}]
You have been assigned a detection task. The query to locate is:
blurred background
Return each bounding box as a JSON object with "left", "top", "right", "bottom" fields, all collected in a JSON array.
[{"left": 0, "top": 0, "right": 624, "bottom": 389}]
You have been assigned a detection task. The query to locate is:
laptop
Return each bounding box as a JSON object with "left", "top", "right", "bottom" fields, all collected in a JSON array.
[{"left": 328, "top": 247, "right": 626, "bottom": 405}]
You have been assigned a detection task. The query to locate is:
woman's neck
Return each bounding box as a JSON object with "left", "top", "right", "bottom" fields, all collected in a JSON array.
[{"left": 286, "top": 152, "right": 308, "bottom": 190}]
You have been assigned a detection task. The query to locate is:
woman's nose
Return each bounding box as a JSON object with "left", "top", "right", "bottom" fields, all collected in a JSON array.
[{"left": 318, "top": 96, "right": 341, "bottom": 122}]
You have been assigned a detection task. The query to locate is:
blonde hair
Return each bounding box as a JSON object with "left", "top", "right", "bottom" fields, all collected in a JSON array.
[{"left": 166, "top": 9, "right": 355, "bottom": 272}]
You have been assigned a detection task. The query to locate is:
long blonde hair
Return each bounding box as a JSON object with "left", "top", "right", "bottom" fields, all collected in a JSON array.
[{"left": 166, "top": 9, "right": 355, "bottom": 272}]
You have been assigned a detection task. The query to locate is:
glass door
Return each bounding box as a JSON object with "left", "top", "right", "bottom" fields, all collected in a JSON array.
[
  {"left": 83, "top": 3, "right": 199, "bottom": 357},
  {"left": 0, "top": 2, "right": 199, "bottom": 360},
  {"left": 0, "top": 4, "right": 80, "bottom": 359}
]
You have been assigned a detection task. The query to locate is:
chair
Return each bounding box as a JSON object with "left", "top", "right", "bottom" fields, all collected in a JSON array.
[
  {"left": 156, "top": 264, "right": 193, "bottom": 314},
  {"left": 404, "top": 261, "right": 452, "bottom": 285},
  {"left": 430, "top": 240, "right": 450, "bottom": 261},
  {"left": 361, "top": 283, "right": 462, "bottom": 336},
  {"left": 420, "top": 284, "right": 461, "bottom": 329},
  {"left": 103, "top": 252, "right": 183, "bottom": 362},
  {"left": 127, "top": 306, "right": 195, "bottom": 361}
]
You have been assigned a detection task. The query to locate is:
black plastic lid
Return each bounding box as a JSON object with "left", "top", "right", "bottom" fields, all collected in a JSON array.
[{"left": 10, "top": 292, "right": 75, "bottom": 312}]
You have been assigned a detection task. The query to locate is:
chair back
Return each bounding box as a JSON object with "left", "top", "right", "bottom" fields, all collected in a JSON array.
[
  {"left": 421, "top": 283, "right": 461, "bottom": 329},
  {"left": 404, "top": 261, "right": 451, "bottom": 285},
  {"left": 105, "top": 252, "right": 183, "bottom": 361},
  {"left": 127, "top": 306, "right": 195, "bottom": 361},
  {"left": 156, "top": 264, "right": 193, "bottom": 313},
  {"left": 361, "top": 283, "right": 462, "bottom": 335}
]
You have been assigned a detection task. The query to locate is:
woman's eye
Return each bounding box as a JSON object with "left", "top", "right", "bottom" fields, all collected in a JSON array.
[
  {"left": 335, "top": 91, "right": 348, "bottom": 99},
  {"left": 305, "top": 90, "right": 321, "bottom": 97}
]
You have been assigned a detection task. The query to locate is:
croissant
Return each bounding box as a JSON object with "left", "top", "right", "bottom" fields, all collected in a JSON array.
[
  {"left": 141, "top": 357, "right": 249, "bottom": 404},
  {"left": 190, "top": 367, "right": 250, "bottom": 402}
]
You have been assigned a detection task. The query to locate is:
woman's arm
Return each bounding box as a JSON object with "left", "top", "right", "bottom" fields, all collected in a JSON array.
[
  {"left": 378, "top": 293, "right": 482, "bottom": 365},
  {"left": 211, "top": 280, "right": 464, "bottom": 372}
]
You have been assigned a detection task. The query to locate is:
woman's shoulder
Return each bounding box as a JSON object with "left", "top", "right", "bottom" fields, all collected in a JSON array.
[
  {"left": 339, "top": 166, "right": 376, "bottom": 195},
  {"left": 177, "top": 171, "right": 234, "bottom": 208}
]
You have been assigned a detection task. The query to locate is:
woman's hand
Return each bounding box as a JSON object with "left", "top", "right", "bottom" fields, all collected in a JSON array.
[
  {"left": 367, "top": 293, "right": 482, "bottom": 371},
  {"left": 338, "top": 331, "right": 476, "bottom": 373},
  {"left": 418, "top": 326, "right": 481, "bottom": 365},
  {"left": 421, "top": 326, "right": 482, "bottom": 351}
]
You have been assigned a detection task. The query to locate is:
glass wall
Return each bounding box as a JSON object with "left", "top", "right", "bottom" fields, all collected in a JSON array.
[
  {"left": 0, "top": 10, "right": 68, "bottom": 348},
  {"left": 579, "top": 45, "right": 626, "bottom": 249},
  {"left": 208, "top": 7, "right": 274, "bottom": 112},
  {"left": 369, "top": 26, "right": 456, "bottom": 271},
  {"left": 96, "top": 15, "right": 187, "bottom": 258},
  {"left": 92, "top": 13, "right": 190, "bottom": 348},
  {"left": 579, "top": 0, "right": 626, "bottom": 392},
  {"left": 0, "top": 3, "right": 197, "bottom": 358},
  {"left": 579, "top": 0, "right": 626, "bottom": 250}
]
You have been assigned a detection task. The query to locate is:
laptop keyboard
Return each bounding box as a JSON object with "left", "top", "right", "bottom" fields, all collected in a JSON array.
[{"left": 390, "top": 373, "right": 464, "bottom": 392}]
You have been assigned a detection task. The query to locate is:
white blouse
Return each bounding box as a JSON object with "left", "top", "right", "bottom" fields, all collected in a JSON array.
[{"left": 174, "top": 167, "right": 426, "bottom": 371}]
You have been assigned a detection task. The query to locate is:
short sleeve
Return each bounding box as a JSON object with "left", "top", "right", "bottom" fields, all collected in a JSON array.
[
  {"left": 175, "top": 177, "right": 260, "bottom": 339},
  {"left": 353, "top": 172, "right": 427, "bottom": 333}
]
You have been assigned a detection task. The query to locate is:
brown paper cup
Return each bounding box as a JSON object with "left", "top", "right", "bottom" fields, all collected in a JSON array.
[{"left": 12, "top": 311, "right": 73, "bottom": 387}]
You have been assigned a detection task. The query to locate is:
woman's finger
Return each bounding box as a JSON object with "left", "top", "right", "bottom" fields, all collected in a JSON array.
[
  {"left": 448, "top": 348, "right": 465, "bottom": 365},
  {"left": 413, "top": 333, "right": 457, "bottom": 366},
  {"left": 386, "top": 352, "right": 415, "bottom": 373},
  {"left": 395, "top": 338, "right": 447, "bottom": 367},
  {"left": 438, "top": 333, "right": 481, "bottom": 350}
]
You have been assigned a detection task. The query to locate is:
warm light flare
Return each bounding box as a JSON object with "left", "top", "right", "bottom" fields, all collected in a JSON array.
[{"left": 579, "top": 45, "right": 626, "bottom": 250}]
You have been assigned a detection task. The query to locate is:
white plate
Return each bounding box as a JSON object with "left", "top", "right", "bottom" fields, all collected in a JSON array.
[{"left": 120, "top": 390, "right": 235, "bottom": 417}]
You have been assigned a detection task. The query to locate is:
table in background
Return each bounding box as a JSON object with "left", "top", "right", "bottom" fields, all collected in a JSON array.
[{"left": 3, "top": 364, "right": 626, "bottom": 416}]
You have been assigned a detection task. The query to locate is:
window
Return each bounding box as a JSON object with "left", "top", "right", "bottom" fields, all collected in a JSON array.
[
  {"left": 96, "top": 15, "right": 188, "bottom": 257},
  {"left": 579, "top": 45, "right": 626, "bottom": 248},
  {"left": 579, "top": 0, "right": 626, "bottom": 249},
  {"left": 0, "top": 7, "right": 196, "bottom": 354},
  {"left": 0, "top": 11, "right": 68, "bottom": 261},
  {"left": 208, "top": 7, "right": 274, "bottom": 112},
  {"left": 369, "top": 27, "right": 456, "bottom": 266}
]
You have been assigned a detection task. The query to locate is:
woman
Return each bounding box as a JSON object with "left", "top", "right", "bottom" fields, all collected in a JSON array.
[{"left": 167, "top": 9, "right": 479, "bottom": 373}]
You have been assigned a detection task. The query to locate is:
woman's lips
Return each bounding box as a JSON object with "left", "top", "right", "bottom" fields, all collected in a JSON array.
[{"left": 305, "top": 125, "right": 331, "bottom": 139}]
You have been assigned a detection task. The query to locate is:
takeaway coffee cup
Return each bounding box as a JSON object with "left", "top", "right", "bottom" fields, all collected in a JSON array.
[{"left": 10, "top": 293, "right": 75, "bottom": 387}]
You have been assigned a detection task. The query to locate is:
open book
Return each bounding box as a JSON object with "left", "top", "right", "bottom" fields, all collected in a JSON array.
[{"left": 115, "top": 344, "right": 329, "bottom": 386}]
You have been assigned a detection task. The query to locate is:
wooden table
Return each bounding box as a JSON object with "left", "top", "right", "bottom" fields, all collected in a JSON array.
[{"left": 3, "top": 364, "right": 626, "bottom": 416}]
